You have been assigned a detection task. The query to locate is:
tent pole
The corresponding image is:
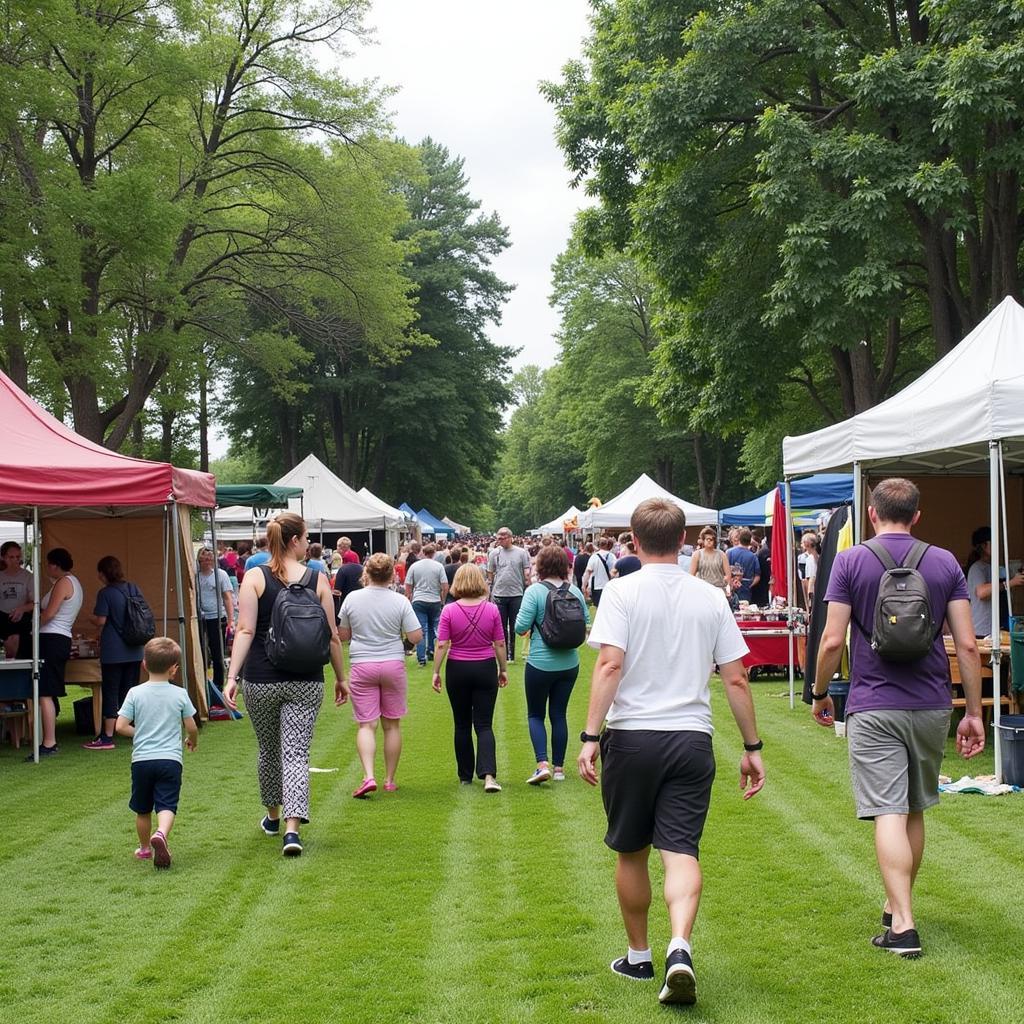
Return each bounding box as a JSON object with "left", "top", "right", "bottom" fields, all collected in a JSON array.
[
  {"left": 171, "top": 501, "right": 190, "bottom": 701},
  {"left": 163, "top": 504, "right": 170, "bottom": 634},
  {"left": 31, "top": 506, "right": 40, "bottom": 764},
  {"left": 990, "top": 441, "right": 1002, "bottom": 783},
  {"left": 852, "top": 462, "right": 863, "bottom": 544},
  {"left": 785, "top": 479, "right": 795, "bottom": 710},
  {"left": 998, "top": 442, "right": 1013, "bottom": 624},
  {"left": 209, "top": 507, "right": 224, "bottom": 694}
]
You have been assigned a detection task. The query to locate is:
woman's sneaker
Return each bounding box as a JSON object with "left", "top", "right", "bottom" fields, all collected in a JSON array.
[
  {"left": 610, "top": 956, "right": 654, "bottom": 981},
  {"left": 871, "top": 928, "right": 922, "bottom": 958},
  {"left": 83, "top": 736, "right": 115, "bottom": 750},
  {"left": 260, "top": 815, "right": 280, "bottom": 835},
  {"left": 282, "top": 832, "right": 303, "bottom": 857},
  {"left": 526, "top": 766, "right": 551, "bottom": 785},
  {"left": 658, "top": 949, "right": 696, "bottom": 1004},
  {"left": 552, "top": 768, "right": 566, "bottom": 781}
]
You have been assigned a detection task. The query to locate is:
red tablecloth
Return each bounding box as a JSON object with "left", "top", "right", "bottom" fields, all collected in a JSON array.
[{"left": 738, "top": 621, "right": 799, "bottom": 670}]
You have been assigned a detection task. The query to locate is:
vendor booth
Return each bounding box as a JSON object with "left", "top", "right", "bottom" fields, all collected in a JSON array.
[
  {"left": 415, "top": 508, "right": 455, "bottom": 539},
  {"left": 0, "top": 369, "right": 215, "bottom": 762},
  {"left": 442, "top": 516, "right": 470, "bottom": 536},
  {"left": 578, "top": 474, "right": 718, "bottom": 531},
  {"left": 358, "top": 488, "right": 413, "bottom": 555},
  {"left": 783, "top": 296, "right": 1024, "bottom": 779},
  {"left": 719, "top": 474, "right": 853, "bottom": 526},
  {"left": 533, "top": 505, "right": 583, "bottom": 536},
  {"left": 214, "top": 454, "right": 404, "bottom": 556}
]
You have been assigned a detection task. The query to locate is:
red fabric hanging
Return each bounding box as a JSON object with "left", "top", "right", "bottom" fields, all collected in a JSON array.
[{"left": 770, "top": 487, "right": 789, "bottom": 602}]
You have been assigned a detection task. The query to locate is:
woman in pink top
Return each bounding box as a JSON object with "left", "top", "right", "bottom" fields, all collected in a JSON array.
[{"left": 433, "top": 564, "right": 508, "bottom": 792}]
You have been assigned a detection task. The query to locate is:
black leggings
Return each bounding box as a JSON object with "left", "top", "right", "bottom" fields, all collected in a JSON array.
[
  {"left": 101, "top": 661, "right": 141, "bottom": 722},
  {"left": 445, "top": 657, "right": 498, "bottom": 781},
  {"left": 492, "top": 596, "right": 522, "bottom": 659},
  {"left": 201, "top": 618, "right": 226, "bottom": 688}
]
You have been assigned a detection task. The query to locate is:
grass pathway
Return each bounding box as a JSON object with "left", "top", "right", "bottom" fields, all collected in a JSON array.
[{"left": 1, "top": 650, "right": 1020, "bottom": 1024}]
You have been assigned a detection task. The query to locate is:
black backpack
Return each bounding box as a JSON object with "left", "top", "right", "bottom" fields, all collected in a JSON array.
[
  {"left": 115, "top": 582, "right": 156, "bottom": 647},
  {"left": 536, "top": 581, "right": 587, "bottom": 650},
  {"left": 857, "top": 539, "right": 936, "bottom": 662},
  {"left": 263, "top": 567, "right": 332, "bottom": 674}
]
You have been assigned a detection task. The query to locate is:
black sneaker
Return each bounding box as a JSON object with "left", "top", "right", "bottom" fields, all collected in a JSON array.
[
  {"left": 282, "top": 831, "right": 303, "bottom": 857},
  {"left": 260, "top": 815, "right": 280, "bottom": 836},
  {"left": 610, "top": 956, "right": 654, "bottom": 981},
  {"left": 24, "top": 744, "right": 58, "bottom": 762},
  {"left": 871, "top": 928, "right": 922, "bottom": 958},
  {"left": 658, "top": 948, "right": 696, "bottom": 1005}
]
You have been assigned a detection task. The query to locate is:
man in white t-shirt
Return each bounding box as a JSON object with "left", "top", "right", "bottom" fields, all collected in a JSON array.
[{"left": 578, "top": 498, "right": 766, "bottom": 1007}]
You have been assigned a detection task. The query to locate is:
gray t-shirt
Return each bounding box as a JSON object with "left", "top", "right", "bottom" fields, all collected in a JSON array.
[
  {"left": 406, "top": 557, "right": 447, "bottom": 604},
  {"left": 0, "top": 567, "right": 33, "bottom": 613},
  {"left": 197, "top": 567, "right": 232, "bottom": 619},
  {"left": 338, "top": 587, "right": 421, "bottom": 662},
  {"left": 487, "top": 546, "right": 530, "bottom": 597},
  {"left": 966, "top": 559, "right": 993, "bottom": 636}
]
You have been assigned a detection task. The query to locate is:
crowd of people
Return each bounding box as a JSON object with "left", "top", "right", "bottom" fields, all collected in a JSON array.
[{"left": 1, "top": 482, "right": 1013, "bottom": 1005}]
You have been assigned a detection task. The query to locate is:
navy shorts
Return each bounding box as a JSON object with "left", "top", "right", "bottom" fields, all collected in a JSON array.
[
  {"left": 129, "top": 759, "right": 183, "bottom": 815},
  {"left": 600, "top": 729, "right": 716, "bottom": 856}
]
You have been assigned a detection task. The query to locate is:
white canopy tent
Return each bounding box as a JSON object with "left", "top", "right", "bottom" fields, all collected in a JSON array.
[
  {"left": 215, "top": 455, "right": 404, "bottom": 551},
  {"left": 784, "top": 295, "right": 1024, "bottom": 778},
  {"left": 578, "top": 474, "right": 719, "bottom": 531},
  {"left": 533, "top": 505, "right": 583, "bottom": 536},
  {"left": 357, "top": 487, "right": 411, "bottom": 555}
]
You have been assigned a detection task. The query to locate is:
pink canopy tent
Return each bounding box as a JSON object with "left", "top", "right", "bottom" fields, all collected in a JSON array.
[{"left": 0, "top": 370, "right": 215, "bottom": 760}]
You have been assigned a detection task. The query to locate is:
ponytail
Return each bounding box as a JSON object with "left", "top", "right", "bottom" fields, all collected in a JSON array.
[{"left": 267, "top": 512, "right": 307, "bottom": 584}]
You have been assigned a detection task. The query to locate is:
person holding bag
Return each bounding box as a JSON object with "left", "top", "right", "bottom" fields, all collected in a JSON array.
[{"left": 224, "top": 512, "right": 346, "bottom": 857}]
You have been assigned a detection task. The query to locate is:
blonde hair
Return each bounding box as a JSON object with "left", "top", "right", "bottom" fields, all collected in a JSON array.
[
  {"left": 450, "top": 563, "right": 488, "bottom": 599},
  {"left": 364, "top": 552, "right": 394, "bottom": 585},
  {"left": 266, "top": 512, "right": 307, "bottom": 584},
  {"left": 144, "top": 637, "right": 181, "bottom": 675}
]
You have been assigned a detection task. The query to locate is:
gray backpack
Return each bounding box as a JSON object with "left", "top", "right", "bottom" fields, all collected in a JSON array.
[{"left": 858, "top": 539, "right": 935, "bottom": 662}]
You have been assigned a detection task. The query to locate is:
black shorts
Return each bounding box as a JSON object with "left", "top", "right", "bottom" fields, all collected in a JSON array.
[
  {"left": 600, "top": 729, "right": 716, "bottom": 857},
  {"left": 0, "top": 610, "right": 32, "bottom": 645},
  {"left": 129, "top": 759, "right": 183, "bottom": 815},
  {"left": 38, "top": 633, "right": 70, "bottom": 697}
]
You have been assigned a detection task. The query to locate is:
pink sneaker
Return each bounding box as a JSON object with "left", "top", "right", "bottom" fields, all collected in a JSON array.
[
  {"left": 383, "top": 781, "right": 398, "bottom": 792},
  {"left": 151, "top": 830, "right": 171, "bottom": 869},
  {"left": 134, "top": 847, "right": 152, "bottom": 860},
  {"left": 352, "top": 777, "right": 377, "bottom": 799}
]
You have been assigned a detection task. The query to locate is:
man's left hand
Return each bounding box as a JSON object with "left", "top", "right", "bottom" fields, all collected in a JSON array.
[{"left": 739, "top": 752, "right": 765, "bottom": 800}]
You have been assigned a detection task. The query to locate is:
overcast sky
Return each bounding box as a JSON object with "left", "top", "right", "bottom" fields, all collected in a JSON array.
[{"left": 346, "top": 0, "right": 594, "bottom": 372}]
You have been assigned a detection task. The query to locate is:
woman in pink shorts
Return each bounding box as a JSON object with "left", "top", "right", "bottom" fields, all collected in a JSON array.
[{"left": 337, "top": 554, "right": 423, "bottom": 797}]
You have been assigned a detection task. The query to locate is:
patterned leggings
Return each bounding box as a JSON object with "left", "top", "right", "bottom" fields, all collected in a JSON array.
[{"left": 242, "top": 679, "right": 324, "bottom": 822}]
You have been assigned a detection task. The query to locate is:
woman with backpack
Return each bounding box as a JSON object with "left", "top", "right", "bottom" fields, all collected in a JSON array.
[
  {"left": 84, "top": 555, "right": 148, "bottom": 750},
  {"left": 432, "top": 564, "right": 507, "bottom": 792},
  {"left": 223, "top": 512, "right": 346, "bottom": 857},
  {"left": 514, "top": 546, "right": 589, "bottom": 785}
]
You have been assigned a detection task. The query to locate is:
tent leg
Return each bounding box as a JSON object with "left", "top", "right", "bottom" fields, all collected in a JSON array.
[
  {"left": 990, "top": 442, "right": 1004, "bottom": 783},
  {"left": 209, "top": 508, "right": 225, "bottom": 697},
  {"left": 785, "top": 479, "right": 795, "bottom": 710},
  {"left": 852, "top": 462, "right": 863, "bottom": 545},
  {"left": 171, "top": 501, "right": 190, "bottom": 701},
  {"left": 31, "top": 507, "right": 40, "bottom": 764},
  {"left": 163, "top": 505, "right": 170, "bottom": 634}
]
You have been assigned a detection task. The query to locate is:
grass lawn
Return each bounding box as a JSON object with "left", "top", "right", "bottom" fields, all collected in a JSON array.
[{"left": 1, "top": 644, "right": 1021, "bottom": 1024}]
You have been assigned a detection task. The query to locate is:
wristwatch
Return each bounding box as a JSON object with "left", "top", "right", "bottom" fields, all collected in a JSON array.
[
  {"left": 743, "top": 739, "right": 764, "bottom": 752},
  {"left": 580, "top": 730, "right": 601, "bottom": 743},
  {"left": 811, "top": 690, "right": 830, "bottom": 701}
]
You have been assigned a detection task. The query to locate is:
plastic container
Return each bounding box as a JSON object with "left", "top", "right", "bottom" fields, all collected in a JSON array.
[
  {"left": 1010, "top": 627, "right": 1024, "bottom": 697},
  {"left": 827, "top": 680, "right": 850, "bottom": 723},
  {"left": 995, "top": 714, "right": 1024, "bottom": 787}
]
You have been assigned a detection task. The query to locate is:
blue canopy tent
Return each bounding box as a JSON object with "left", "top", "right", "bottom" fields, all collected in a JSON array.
[
  {"left": 415, "top": 507, "right": 455, "bottom": 537},
  {"left": 719, "top": 473, "right": 853, "bottom": 525}
]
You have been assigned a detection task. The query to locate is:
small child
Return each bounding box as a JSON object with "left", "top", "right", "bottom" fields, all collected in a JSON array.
[{"left": 116, "top": 637, "right": 198, "bottom": 869}]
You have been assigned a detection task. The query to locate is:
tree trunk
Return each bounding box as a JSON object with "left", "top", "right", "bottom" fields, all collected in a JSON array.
[
  {"left": 1, "top": 288, "right": 29, "bottom": 390},
  {"left": 160, "top": 406, "right": 175, "bottom": 463},
  {"left": 198, "top": 352, "right": 209, "bottom": 473}
]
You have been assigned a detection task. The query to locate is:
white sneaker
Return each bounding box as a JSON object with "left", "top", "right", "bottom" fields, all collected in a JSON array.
[
  {"left": 527, "top": 766, "right": 551, "bottom": 785},
  {"left": 484, "top": 777, "right": 502, "bottom": 793},
  {"left": 552, "top": 769, "right": 566, "bottom": 781}
]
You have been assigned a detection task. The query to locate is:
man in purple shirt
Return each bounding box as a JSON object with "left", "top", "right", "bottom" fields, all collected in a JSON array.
[{"left": 813, "top": 477, "right": 984, "bottom": 960}]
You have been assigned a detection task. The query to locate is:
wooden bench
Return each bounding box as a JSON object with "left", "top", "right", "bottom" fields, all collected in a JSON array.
[{"left": 948, "top": 655, "right": 1018, "bottom": 723}]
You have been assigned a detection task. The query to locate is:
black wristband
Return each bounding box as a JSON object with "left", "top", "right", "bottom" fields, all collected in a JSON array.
[
  {"left": 743, "top": 739, "right": 764, "bottom": 752},
  {"left": 811, "top": 690, "right": 830, "bottom": 701},
  {"left": 580, "top": 730, "right": 601, "bottom": 743}
]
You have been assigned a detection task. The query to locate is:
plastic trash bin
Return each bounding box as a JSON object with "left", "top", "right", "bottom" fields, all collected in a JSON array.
[
  {"left": 995, "top": 714, "right": 1024, "bottom": 786},
  {"left": 1010, "top": 628, "right": 1024, "bottom": 695}
]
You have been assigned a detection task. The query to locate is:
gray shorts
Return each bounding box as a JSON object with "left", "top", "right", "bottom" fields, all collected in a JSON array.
[{"left": 846, "top": 709, "right": 951, "bottom": 819}]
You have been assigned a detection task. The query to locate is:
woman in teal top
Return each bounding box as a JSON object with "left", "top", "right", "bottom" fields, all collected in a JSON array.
[{"left": 514, "top": 545, "right": 589, "bottom": 785}]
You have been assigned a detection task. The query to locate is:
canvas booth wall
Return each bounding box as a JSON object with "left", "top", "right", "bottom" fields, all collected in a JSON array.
[{"left": 41, "top": 505, "right": 207, "bottom": 717}]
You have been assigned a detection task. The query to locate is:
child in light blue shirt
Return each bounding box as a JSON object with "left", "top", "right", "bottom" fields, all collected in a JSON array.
[{"left": 116, "top": 637, "right": 197, "bottom": 869}]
